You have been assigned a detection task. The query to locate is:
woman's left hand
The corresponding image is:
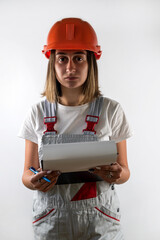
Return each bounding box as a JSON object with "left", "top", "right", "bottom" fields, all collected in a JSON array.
[{"left": 90, "top": 163, "right": 123, "bottom": 184}]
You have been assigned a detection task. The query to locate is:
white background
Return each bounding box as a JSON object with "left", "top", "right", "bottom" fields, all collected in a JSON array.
[{"left": 0, "top": 0, "right": 160, "bottom": 239}]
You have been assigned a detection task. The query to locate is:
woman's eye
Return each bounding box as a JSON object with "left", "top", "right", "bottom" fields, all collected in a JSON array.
[
  {"left": 76, "top": 57, "right": 83, "bottom": 62},
  {"left": 58, "top": 57, "right": 66, "bottom": 62}
]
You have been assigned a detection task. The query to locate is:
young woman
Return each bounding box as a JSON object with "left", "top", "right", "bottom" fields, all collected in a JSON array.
[{"left": 18, "top": 18, "right": 133, "bottom": 240}]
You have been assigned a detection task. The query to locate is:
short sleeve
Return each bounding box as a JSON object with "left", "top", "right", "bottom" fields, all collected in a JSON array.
[
  {"left": 18, "top": 106, "right": 38, "bottom": 144},
  {"left": 109, "top": 103, "right": 133, "bottom": 143}
]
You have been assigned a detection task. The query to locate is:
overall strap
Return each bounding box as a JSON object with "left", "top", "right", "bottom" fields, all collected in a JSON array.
[
  {"left": 88, "top": 96, "right": 104, "bottom": 116},
  {"left": 83, "top": 96, "right": 104, "bottom": 135},
  {"left": 43, "top": 99, "right": 57, "bottom": 134},
  {"left": 44, "top": 99, "right": 57, "bottom": 117}
]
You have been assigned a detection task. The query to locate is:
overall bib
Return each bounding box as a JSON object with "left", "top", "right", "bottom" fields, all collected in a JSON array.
[{"left": 32, "top": 97, "right": 124, "bottom": 240}]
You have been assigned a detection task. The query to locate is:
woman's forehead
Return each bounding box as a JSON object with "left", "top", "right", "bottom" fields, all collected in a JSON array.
[{"left": 55, "top": 50, "right": 87, "bottom": 56}]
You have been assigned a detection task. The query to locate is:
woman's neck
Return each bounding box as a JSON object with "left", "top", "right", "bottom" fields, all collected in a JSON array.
[{"left": 59, "top": 87, "right": 83, "bottom": 106}]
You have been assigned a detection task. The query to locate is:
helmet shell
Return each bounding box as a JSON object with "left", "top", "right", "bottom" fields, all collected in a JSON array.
[{"left": 42, "top": 18, "right": 102, "bottom": 60}]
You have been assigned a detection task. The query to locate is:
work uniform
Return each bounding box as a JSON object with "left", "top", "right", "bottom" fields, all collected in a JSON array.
[{"left": 18, "top": 96, "right": 133, "bottom": 240}]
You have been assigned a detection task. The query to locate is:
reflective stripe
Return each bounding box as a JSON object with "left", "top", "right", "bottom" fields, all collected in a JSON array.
[
  {"left": 43, "top": 131, "right": 57, "bottom": 136},
  {"left": 83, "top": 131, "right": 95, "bottom": 135},
  {"left": 44, "top": 117, "right": 57, "bottom": 123},
  {"left": 86, "top": 116, "right": 99, "bottom": 122}
]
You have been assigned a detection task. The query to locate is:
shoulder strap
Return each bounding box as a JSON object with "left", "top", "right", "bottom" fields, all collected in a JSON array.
[
  {"left": 43, "top": 97, "right": 104, "bottom": 135},
  {"left": 83, "top": 96, "right": 104, "bottom": 135},
  {"left": 44, "top": 97, "right": 104, "bottom": 117},
  {"left": 44, "top": 99, "right": 57, "bottom": 117},
  {"left": 43, "top": 99, "right": 57, "bottom": 134},
  {"left": 88, "top": 96, "right": 104, "bottom": 117}
]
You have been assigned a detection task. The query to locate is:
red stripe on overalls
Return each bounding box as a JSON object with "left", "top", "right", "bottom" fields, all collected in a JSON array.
[
  {"left": 95, "top": 207, "right": 120, "bottom": 222},
  {"left": 32, "top": 208, "right": 55, "bottom": 224},
  {"left": 71, "top": 182, "right": 97, "bottom": 201}
]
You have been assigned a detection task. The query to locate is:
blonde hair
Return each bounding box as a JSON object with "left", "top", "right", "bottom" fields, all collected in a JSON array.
[{"left": 41, "top": 50, "right": 102, "bottom": 104}]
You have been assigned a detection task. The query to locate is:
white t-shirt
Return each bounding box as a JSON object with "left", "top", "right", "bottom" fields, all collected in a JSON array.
[{"left": 18, "top": 97, "right": 133, "bottom": 147}]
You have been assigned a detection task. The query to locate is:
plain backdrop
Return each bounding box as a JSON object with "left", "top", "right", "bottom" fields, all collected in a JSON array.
[{"left": 0, "top": 0, "right": 160, "bottom": 239}]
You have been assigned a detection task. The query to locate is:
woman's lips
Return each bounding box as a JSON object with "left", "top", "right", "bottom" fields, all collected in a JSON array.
[{"left": 65, "top": 77, "right": 78, "bottom": 80}]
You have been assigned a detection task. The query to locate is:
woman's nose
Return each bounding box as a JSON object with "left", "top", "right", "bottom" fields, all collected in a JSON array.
[{"left": 66, "top": 58, "right": 76, "bottom": 73}]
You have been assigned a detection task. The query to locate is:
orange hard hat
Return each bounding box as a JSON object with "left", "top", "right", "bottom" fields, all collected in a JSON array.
[{"left": 42, "top": 18, "right": 102, "bottom": 60}]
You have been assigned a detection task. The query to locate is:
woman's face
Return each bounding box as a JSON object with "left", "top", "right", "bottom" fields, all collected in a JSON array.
[{"left": 54, "top": 50, "right": 88, "bottom": 90}]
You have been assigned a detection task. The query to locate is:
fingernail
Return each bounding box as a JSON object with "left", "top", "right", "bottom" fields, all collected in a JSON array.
[
  {"left": 56, "top": 171, "right": 61, "bottom": 175},
  {"left": 47, "top": 170, "right": 53, "bottom": 174},
  {"left": 95, "top": 167, "right": 101, "bottom": 170}
]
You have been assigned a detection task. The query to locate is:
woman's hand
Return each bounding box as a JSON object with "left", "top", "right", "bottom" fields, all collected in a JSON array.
[
  {"left": 90, "top": 163, "right": 122, "bottom": 184},
  {"left": 90, "top": 140, "right": 130, "bottom": 184},
  {"left": 22, "top": 140, "right": 61, "bottom": 191},
  {"left": 30, "top": 168, "right": 61, "bottom": 192}
]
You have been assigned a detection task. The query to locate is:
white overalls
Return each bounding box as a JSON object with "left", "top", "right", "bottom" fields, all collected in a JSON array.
[{"left": 32, "top": 97, "right": 124, "bottom": 240}]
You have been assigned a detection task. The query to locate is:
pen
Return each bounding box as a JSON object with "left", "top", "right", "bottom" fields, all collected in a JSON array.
[{"left": 29, "top": 167, "right": 51, "bottom": 183}]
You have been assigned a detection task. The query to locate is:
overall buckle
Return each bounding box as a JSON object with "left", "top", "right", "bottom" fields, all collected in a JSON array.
[
  {"left": 83, "top": 115, "right": 99, "bottom": 135},
  {"left": 44, "top": 117, "right": 57, "bottom": 134}
]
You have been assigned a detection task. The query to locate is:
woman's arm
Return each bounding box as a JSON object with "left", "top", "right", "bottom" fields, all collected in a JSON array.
[
  {"left": 92, "top": 140, "right": 130, "bottom": 184},
  {"left": 22, "top": 139, "right": 61, "bottom": 192},
  {"left": 115, "top": 139, "right": 130, "bottom": 184}
]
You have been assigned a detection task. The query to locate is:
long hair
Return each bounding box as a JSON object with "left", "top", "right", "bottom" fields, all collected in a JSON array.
[{"left": 41, "top": 50, "right": 102, "bottom": 104}]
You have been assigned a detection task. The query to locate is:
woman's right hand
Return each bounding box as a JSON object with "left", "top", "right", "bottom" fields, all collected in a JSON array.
[{"left": 30, "top": 168, "right": 61, "bottom": 192}]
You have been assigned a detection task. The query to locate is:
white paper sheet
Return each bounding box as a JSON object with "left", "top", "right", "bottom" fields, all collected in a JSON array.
[{"left": 42, "top": 141, "right": 117, "bottom": 172}]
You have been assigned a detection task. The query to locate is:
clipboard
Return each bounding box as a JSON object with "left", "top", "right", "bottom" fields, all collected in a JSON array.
[{"left": 41, "top": 141, "right": 117, "bottom": 172}]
